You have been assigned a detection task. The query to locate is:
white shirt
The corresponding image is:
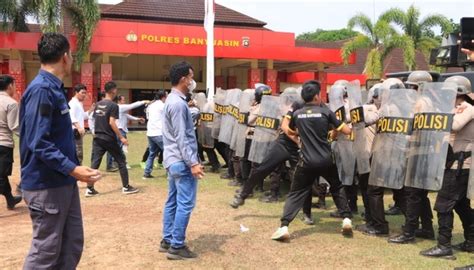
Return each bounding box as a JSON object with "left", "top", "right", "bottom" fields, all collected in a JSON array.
[
  {"left": 117, "top": 101, "right": 145, "bottom": 133},
  {"left": 146, "top": 100, "right": 165, "bottom": 137},
  {"left": 68, "top": 97, "right": 88, "bottom": 129}
]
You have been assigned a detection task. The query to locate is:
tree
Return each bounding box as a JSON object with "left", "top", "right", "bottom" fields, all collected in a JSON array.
[
  {"left": 341, "top": 13, "right": 415, "bottom": 79},
  {"left": 0, "top": 0, "right": 100, "bottom": 69},
  {"left": 297, "top": 28, "right": 358, "bottom": 42},
  {"left": 379, "top": 5, "right": 453, "bottom": 58}
]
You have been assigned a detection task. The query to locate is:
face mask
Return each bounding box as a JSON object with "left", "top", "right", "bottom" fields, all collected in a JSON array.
[{"left": 188, "top": 79, "right": 197, "bottom": 93}]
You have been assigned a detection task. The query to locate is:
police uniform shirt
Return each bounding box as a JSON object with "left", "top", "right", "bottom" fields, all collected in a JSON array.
[
  {"left": 451, "top": 101, "right": 474, "bottom": 169},
  {"left": 20, "top": 70, "right": 78, "bottom": 190},
  {"left": 93, "top": 99, "right": 120, "bottom": 142},
  {"left": 289, "top": 102, "right": 344, "bottom": 168}
]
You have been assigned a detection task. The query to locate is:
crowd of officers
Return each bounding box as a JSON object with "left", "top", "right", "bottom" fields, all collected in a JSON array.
[{"left": 191, "top": 70, "right": 473, "bottom": 260}]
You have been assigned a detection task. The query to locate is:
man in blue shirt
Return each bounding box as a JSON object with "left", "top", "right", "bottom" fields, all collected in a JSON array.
[
  {"left": 160, "top": 61, "right": 204, "bottom": 260},
  {"left": 20, "top": 33, "right": 101, "bottom": 269}
]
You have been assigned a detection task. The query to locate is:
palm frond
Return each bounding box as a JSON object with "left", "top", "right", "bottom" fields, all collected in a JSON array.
[
  {"left": 419, "top": 14, "right": 452, "bottom": 36},
  {"left": 382, "top": 34, "right": 415, "bottom": 70},
  {"left": 0, "top": 0, "right": 18, "bottom": 32},
  {"left": 347, "top": 13, "right": 374, "bottom": 41},
  {"left": 38, "top": 0, "right": 60, "bottom": 33},
  {"left": 364, "top": 48, "right": 382, "bottom": 79},
  {"left": 379, "top": 7, "right": 406, "bottom": 29},
  {"left": 373, "top": 20, "right": 397, "bottom": 44},
  {"left": 64, "top": 0, "right": 100, "bottom": 69},
  {"left": 341, "top": 34, "right": 372, "bottom": 65}
]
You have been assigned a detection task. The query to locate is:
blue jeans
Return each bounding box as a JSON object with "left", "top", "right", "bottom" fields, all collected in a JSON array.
[
  {"left": 107, "top": 130, "right": 127, "bottom": 169},
  {"left": 162, "top": 161, "right": 197, "bottom": 248},
  {"left": 144, "top": 136, "right": 163, "bottom": 176}
]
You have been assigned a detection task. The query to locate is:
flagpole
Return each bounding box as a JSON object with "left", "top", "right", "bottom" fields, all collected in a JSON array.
[{"left": 204, "top": 0, "right": 215, "bottom": 102}]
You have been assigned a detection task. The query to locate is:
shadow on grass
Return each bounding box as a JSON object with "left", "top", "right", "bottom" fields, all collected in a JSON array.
[
  {"left": 188, "top": 233, "right": 236, "bottom": 255},
  {"left": 0, "top": 205, "right": 29, "bottom": 219},
  {"left": 233, "top": 214, "right": 280, "bottom": 221},
  {"left": 290, "top": 220, "right": 348, "bottom": 240}
]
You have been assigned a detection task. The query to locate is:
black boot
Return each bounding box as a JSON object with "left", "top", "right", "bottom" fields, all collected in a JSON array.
[
  {"left": 415, "top": 228, "right": 435, "bottom": 240},
  {"left": 420, "top": 245, "right": 455, "bottom": 259},
  {"left": 230, "top": 195, "right": 245, "bottom": 209},
  {"left": 388, "top": 233, "right": 415, "bottom": 244},
  {"left": 259, "top": 193, "right": 279, "bottom": 203},
  {"left": 453, "top": 241, "right": 474, "bottom": 253},
  {"left": 7, "top": 195, "right": 22, "bottom": 210}
]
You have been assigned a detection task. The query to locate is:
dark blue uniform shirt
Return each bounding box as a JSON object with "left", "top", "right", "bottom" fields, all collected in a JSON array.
[{"left": 20, "top": 70, "right": 78, "bottom": 190}]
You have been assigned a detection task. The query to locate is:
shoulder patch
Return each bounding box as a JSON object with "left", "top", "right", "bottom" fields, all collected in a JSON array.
[{"left": 40, "top": 103, "right": 52, "bottom": 116}]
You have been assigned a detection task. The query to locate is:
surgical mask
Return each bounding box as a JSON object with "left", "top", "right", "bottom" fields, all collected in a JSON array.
[{"left": 188, "top": 79, "right": 197, "bottom": 93}]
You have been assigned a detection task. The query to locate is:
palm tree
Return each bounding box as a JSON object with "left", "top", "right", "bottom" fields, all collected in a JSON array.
[
  {"left": 0, "top": 0, "right": 100, "bottom": 69},
  {"left": 341, "top": 13, "right": 415, "bottom": 79},
  {"left": 379, "top": 5, "right": 452, "bottom": 58}
]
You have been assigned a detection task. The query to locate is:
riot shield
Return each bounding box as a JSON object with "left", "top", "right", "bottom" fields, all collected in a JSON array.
[
  {"left": 329, "top": 84, "right": 356, "bottom": 185},
  {"left": 234, "top": 89, "right": 255, "bottom": 157},
  {"left": 198, "top": 101, "right": 215, "bottom": 148},
  {"left": 211, "top": 88, "right": 227, "bottom": 139},
  {"left": 347, "top": 81, "right": 371, "bottom": 175},
  {"left": 468, "top": 153, "right": 474, "bottom": 199},
  {"left": 218, "top": 89, "right": 241, "bottom": 145},
  {"left": 280, "top": 87, "right": 303, "bottom": 112},
  {"left": 227, "top": 89, "right": 243, "bottom": 150},
  {"left": 195, "top": 93, "right": 212, "bottom": 148},
  {"left": 248, "top": 95, "right": 281, "bottom": 164},
  {"left": 369, "top": 88, "right": 418, "bottom": 189},
  {"left": 404, "top": 82, "right": 457, "bottom": 191}
]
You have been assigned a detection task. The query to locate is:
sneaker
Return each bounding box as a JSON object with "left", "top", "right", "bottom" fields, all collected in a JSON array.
[
  {"left": 271, "top": 226, "right": 290, "bottom": 241},
  {"left": 85, "top": 187, "right": 99, "bottom": 197},
  {"left": 159, "top": 239, "right": 171, "bottom": 253},
  {"left": 126, "top": 164, "right": 132, "bottom": 170},
  {"left": 140, "top": 162, "right": 146, "bottom": 169},
  {"left": 122, "top": 185, "right": 139, "bottom": 195},
  {"left": 6, "top": 196, "right": 22, "bottom": 210},
  {"left": 142, "top": 174, "right": 155, "bottom": 180},
  {"left": 106, "top": 166, "right": 119, "bottom": 172},
  {"left": 341, "top": 218, "right": 353, "bottom": 236},
  {"left": 166, "top": 246, "right": 198, "bottom": 260},
  {"left": 301, "top": 214, "right": 314, "bottom": 225}
]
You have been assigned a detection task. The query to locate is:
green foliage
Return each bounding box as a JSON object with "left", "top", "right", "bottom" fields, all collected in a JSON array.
[
  {"left": 0, "top": 0, "right": 100, "bottom": 69},
  {"left": 297, "top": 28, "right": 358, "bottom": 42}
]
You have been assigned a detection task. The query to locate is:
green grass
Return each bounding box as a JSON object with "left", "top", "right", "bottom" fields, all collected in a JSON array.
[{"left": 1, "top": 132, "right": 472, "bottom": 269}]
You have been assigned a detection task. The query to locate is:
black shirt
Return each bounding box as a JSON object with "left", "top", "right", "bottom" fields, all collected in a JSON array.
[
  {"left": 279, "top": 100, "right": 306, "bottom": 149},
  {"left": 289, "top": 102, "right": 344, "bottom": 169},
  {"left": 93, "top": 99, "right": 119, "bottom": 141}
]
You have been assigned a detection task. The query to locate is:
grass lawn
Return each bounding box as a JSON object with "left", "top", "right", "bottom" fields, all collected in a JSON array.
[{"left": 0, "top": 132, "right": 472, "bottom": 269}]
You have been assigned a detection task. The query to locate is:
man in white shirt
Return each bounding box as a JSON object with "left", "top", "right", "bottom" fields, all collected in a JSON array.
[
  {"left": 69, "top": 84, "right": 91, "bottom": 164},
  {"left": 143, "top": 90, "right": 167, "bottom": 178}
]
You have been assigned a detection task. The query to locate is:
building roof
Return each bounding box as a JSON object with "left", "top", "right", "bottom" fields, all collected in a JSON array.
[
  {"left": 101, "top": 0, "right": 267, "bottom": 28},
  {"left": 308, "top": 42, "right": 431, "bottom": 76}
]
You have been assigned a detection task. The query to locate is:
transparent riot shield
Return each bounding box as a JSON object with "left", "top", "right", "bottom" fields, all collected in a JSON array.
[
  {"left": 195, "top": 93, "right": 214, "bottom": 148},
  {"left": 348, "top": 81, "right": 371, "bottom": 174},
  {"left": 211, "top": 88, "right": 227, "bottom": 139},
  {"left": 369, "top": 88, "right": 418, "bottom": 189},
  {"left": 404, "top": 82, "right": 457, "bottom": 191},
  {"left": 329, "top": 84, "right": 355, "bottom": 185},
  {"left": 468, "top": 154, "right": 474, "bottom": 199},
  {"left": 248, "top": 95, "right": 281, "bottom": 163},
  {"left": 235, "top": 89, "right": 255, "bottom": 158},
  {"left": 218, "top": 89, "right": 241, "bottom": 145},
  {"left": 228, "top": 90, "right": 243, "bottom": 151}
]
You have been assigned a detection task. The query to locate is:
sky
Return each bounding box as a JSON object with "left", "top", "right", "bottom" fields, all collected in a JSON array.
[{"left": 100, "top": 0, "right": 474, "bottom": 36}]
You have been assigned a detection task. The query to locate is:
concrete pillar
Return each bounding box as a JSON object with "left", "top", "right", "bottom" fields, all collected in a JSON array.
[
  {"left": 264, "top": 69, "right": 278, "bottom": 95},
  {"left": 100, "top": 63, "right": 113, "bottom": 93},
  {"left": 248, "top": 68, "right": 260, "bottom": 89},
  {"left": 80, "top": 63, "right": 94, "bottom": 109},
  {"left": 8, "top": 60, "right": 25, "bottom": 101}
]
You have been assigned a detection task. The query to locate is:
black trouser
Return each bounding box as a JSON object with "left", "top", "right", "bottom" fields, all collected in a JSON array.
[
  {"left": 241, "top": 139, "right": 298, "bottom": 199},
  {"left": 195, "top": 130, "right": 205, "bottom": 162},
  {"left": 142, "top": 147, "right": 149, "bottom": 163},
  {"left": 358, "top": 173, "right": 370, "bottom": 220},
  {"left": 403, "top": 186, "right": 433, "bottom": 235},
  {"left": 214, "top": 140, "right": 228, "bottom": 166},
  {"left": 0, "top": 146, "right": 14, "bottom": 201},
  {"left": 91, "top": 137, "right": 129, "bottom": 187},
  {"left": 367, "top": 185, "right": 388, "bottom": 230},
  {"left": 204, "top": 147, "right": 220, "bottom": 169},
  {"left": 240, "top": 139, "right": 253, "bottom": 182},
  {"left": 228, "top": 148, "right": 241, "bottom": 180},
  {"left": 345, "top": 183, "right": 359, "bottom": 213},
  {"left": 281, "top": 163, "right": 351, "bottom": 227},
  {"left": 434, "top": 169, "right": 474, "bottom": 247}
]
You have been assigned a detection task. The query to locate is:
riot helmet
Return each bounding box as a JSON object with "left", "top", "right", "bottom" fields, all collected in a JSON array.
[
  {"left": 405, "top": 70, "right": 433, "bottom": 90},
  {"left": 254, "top": 83, "right": 272, "bottom": 103},
  {"left": 445, "top": 75, "right": 472, "bottom": 95}
]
